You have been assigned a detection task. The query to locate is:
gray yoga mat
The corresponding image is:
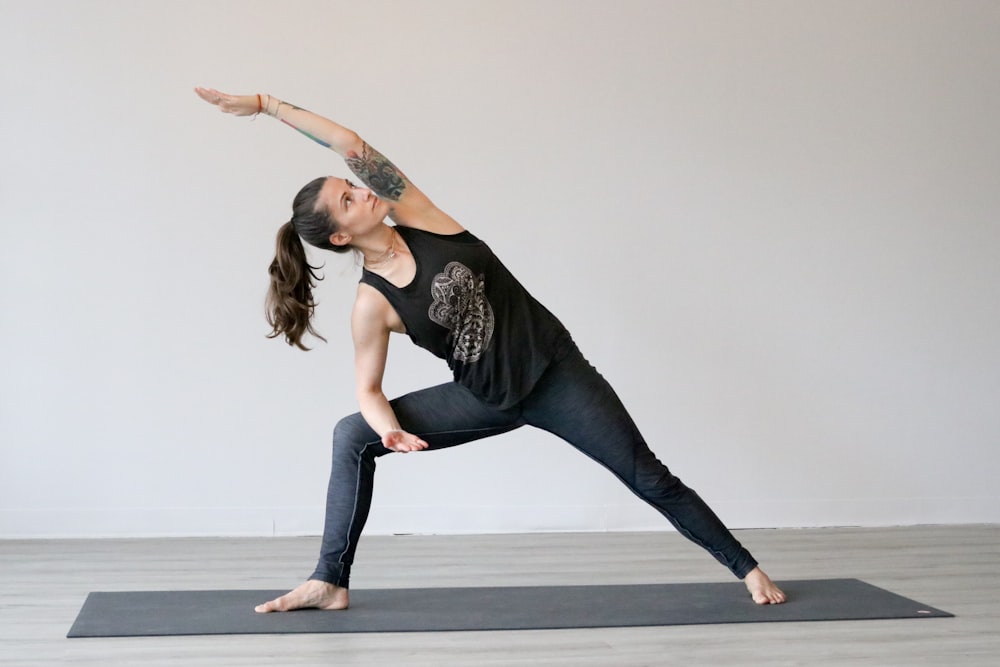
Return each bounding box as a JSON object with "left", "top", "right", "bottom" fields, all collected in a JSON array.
[{"left": 67, "top": 578, "right": 951, "bottom": 638}]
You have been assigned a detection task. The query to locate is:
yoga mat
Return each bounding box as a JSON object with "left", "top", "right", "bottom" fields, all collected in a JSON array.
[{"left": 67, "top": 578, "right": 952, "bottom": 638}]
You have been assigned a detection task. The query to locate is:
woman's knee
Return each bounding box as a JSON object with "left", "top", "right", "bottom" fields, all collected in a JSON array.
[
  {"left": 634, "top": 463, "right": 691, "bottom": 502},
  {"left": 332, "top": 413, "right": 377, "bottom": 451}
]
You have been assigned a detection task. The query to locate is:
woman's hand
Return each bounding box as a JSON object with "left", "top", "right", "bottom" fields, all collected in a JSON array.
[
  {"left": 382, "top": 430, "right": 429, "bottom": 453},
  {"left": 194, "top": 86, "right": 261, "bottom": 117}
]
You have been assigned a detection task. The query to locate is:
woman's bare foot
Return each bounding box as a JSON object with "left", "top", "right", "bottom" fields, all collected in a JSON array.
[
  {"left": 744, "top": 567, "right": 787, "bottom": 605},
  {"left": 254, "top": 579, "right": 350, "bottom": 613}
]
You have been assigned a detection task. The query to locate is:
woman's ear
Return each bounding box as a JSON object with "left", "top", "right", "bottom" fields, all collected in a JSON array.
[{"left": 329, "top": 231, "right": 352, "bottom": 247}]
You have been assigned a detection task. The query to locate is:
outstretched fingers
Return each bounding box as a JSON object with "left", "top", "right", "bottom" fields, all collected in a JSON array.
[
  {"left": 382, "top": 430, "right": 430, "bottom": 453},
  {"left": 194, "top": 86, "right": 225, "bottom": 106},
  {"left": 193, "top": 87, "right": 256, "bottom": 116}
]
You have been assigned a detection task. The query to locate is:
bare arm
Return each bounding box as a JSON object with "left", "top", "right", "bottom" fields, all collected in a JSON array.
[
  {"left": 194, "top": 87, "right": 462, "bottom": 234},
  {"left": 350, "top": 285, "right": 429, "bottom": 453}
]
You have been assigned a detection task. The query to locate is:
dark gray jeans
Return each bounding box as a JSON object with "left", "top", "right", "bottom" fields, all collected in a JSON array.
[{"left": 310, "top": 344, "right": 758, "bottom": 587}]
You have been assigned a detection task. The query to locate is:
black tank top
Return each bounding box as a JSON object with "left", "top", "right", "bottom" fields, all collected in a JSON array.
[{"left": 360, "top": 226, "right": 572, "bottom": 409}]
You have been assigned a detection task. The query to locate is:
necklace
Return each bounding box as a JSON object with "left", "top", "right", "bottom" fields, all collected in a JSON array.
[{"left": 363, "top": 228, "right": 397, "bottom": 267}]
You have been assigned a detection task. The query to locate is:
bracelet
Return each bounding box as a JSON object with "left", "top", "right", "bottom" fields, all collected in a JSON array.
[{"left": 256, "top": 94, "right": 262, "bottom": 115}]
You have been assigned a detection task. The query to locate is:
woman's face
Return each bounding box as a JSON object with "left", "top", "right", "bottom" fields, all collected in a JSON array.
[{"left": 317, "top": 176, "right": 389, "bottom": 243}]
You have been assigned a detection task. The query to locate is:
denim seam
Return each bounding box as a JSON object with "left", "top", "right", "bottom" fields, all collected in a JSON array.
[
  {"left": 334, "top": 440, "right": 377, "bottom": 586},
  {"left": 405, "top": 425, "right": 523, "bottom": 440},
  {"left": 332, "top": 424, "right": 520, "bottom": 585}
]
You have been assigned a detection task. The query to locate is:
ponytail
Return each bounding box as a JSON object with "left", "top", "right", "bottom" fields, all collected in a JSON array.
[
  {"left": 265, "top": 221, "right": 326, "bottom": 350},
  {"left": 265, "top": 176, "right": 354, "bottom": 350}
]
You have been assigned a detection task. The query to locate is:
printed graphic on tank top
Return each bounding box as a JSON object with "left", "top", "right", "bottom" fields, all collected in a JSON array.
[
  {"left": 428, "top": 261, "right": 495, "bottom": 363},
  {"left": 359, "top": 226, "right": 572, "bottom": 409}
]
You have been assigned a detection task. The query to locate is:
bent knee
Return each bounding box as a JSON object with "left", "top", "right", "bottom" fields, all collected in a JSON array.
[
  {"left": 332, "top": 413, "right": 378, "bottom": 450},
  {"left": 635, "top": 468, "right": 689, "bottom": 499}
]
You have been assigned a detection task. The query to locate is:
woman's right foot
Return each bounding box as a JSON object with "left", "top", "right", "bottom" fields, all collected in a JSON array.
[{"left": 254, "top": 579, "right": 350, "bottom": 613}]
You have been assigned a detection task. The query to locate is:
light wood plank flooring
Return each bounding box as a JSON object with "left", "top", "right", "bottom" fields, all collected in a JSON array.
[{"left": 1, "top": 525, "right": 997, "bottom": 666}]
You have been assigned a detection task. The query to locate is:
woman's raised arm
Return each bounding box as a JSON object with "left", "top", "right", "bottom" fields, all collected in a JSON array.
[
  {"left": 194, "top": 87, "right": 461, "bottom": 233},
  {"left": 195, "top": 87, "right": 363, "bottom": 156}
]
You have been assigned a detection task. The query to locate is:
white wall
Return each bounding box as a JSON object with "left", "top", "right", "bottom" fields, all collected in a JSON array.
[{"left": 1, "top": 0, "right": 998, "bottom": 538}]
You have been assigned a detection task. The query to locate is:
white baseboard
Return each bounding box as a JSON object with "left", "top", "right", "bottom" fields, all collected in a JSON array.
[{"left": 1, "top": 497, "right": 997, "bottom": 539}]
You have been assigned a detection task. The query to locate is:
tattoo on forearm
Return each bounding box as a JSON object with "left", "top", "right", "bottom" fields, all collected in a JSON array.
[
  {"left": 273, "top": 100, "right": 332, "bottom": 148},
  {"left": 273, "top": 99, "right": 307, "bottom": 114},
  {"left": 345, "top": 142, "right": 407, "bottom": 201},
  {"left": 280, "top": 119, "right": 332, "bottom": 148}
]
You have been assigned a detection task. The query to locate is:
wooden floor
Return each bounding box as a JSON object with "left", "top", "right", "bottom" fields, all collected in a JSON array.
[{"left": 1, "top": 525, "right": 997, "bottom": 666}]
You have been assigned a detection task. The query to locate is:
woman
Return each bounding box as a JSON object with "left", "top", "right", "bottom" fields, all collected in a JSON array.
[{"left": 195, "top": 87, "right": 787, "bottom": 610}]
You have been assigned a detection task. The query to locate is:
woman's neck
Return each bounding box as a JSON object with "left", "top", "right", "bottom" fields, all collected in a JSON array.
[{"left": 359, "top": 225, "right": 397, "bottom": 268}]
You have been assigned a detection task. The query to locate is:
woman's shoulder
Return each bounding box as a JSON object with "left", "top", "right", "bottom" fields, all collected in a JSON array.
[
  {"left": 353, "top": 282, "right": 405, "bottom": 333},
  {"left": 395, "top": 224, "right": 481, "bottom": 244},
  {"left": 387, "top": 196, "right": 465, "bottom": 236}
]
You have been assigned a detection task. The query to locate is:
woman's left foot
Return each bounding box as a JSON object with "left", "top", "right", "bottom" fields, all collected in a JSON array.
[{"left": 744, "top": 567, "right": 787, "bottom": 604}]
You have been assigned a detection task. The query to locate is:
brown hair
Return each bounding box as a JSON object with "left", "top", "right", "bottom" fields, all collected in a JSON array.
[{"left": 265, "top": 176, "right": 351, "bottom": 350}]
